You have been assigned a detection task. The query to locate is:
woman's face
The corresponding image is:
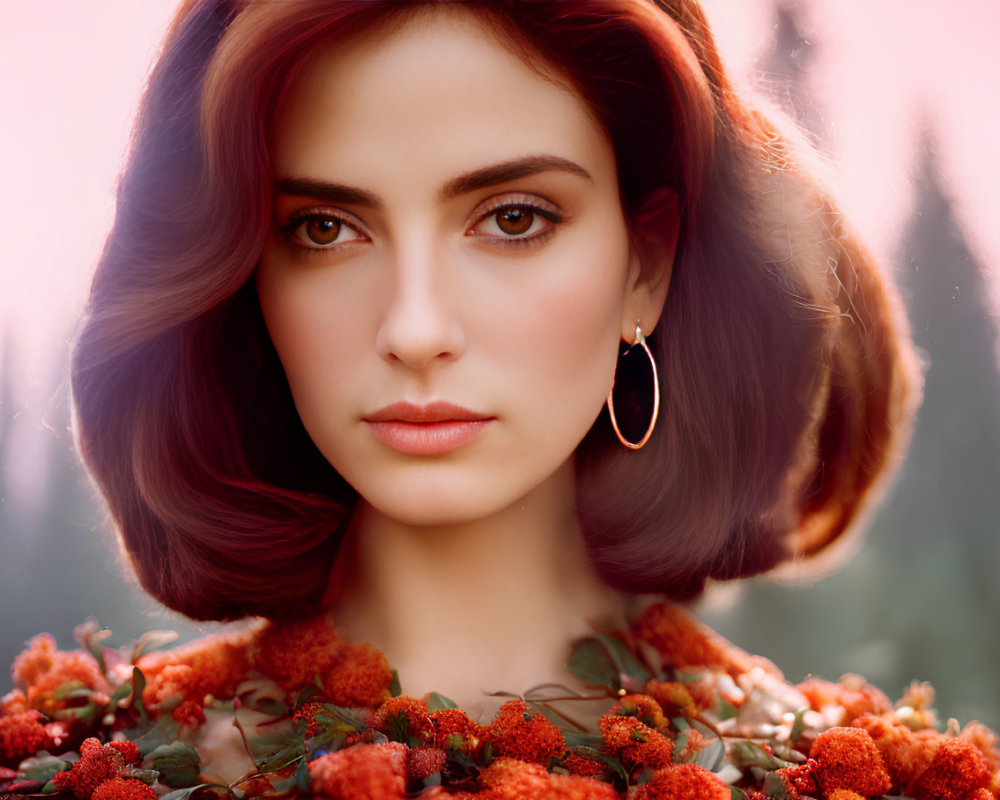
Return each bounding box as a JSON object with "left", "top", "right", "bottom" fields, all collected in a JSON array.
[{"left": 256, "top": 7, "right": 656, "bottom": 526}]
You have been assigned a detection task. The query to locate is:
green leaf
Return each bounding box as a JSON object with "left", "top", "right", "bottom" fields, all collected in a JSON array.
[
  {"left": 159, "top": 783, "right": 224, "bottom": 800},
  {"left": 671, "top": 716, "right": 691, "bottom": 732},
  {"left": 41, "top": 779, "right": 59, "bottom": 794},
  {"left": 389, "top": 669, "right": 402, "bottom": 698},
  {"left": 730, "top": 740, "right": 790, "bottom": 771},
  {"left": 148, "top": 741, "right": 202, "bottom": 788},
  {"left": 562, "top": 731, "right": 604, "bottom": 749},
  {"left": 716, "top": 696, "right": 738, "bottom": 721},
  {"left": 128, "top": 768, "right": 161, "bottom": 786},
  {"left": 426, "top": 692, "right": 458, "bottom": 712},
  {"left": 594, "top": 632, "right": 652, "bottom": 688},
  {"left": 762, "top": 771, "right": 794, "bottom": 798},
  {"left": 566, "top": 746, "right": 628, "bottom": 783},
  {"left": 110, "top": 681, "right": 132, "bottom": 706},
  {"left": 256, "top": 740, "right": 306, "bottom": 774},
  {"left": 694, "top": 737, "right": 726, "bottom": 772},
  {"left": 293, "top": 758, "right": 312, "bottom": 792},
  {"left": 130, "top": 716, "right": 183, "bottom": 757},
  {"left": 85, "top": 627, "right": 113, "bottom": 675},
  {"left": 789, "top": 708, "right": 807, "bottom": 743},
  {"left": 293, "top": 684, "right": 321, "bottom": 710},
  {"left": 567, "top": 638, "right": 620, "bottom": 689},
  {"left": 730, "top": 788, "right": 748, "bottom": 800},
  {"left": 131, "top": 629, "right": 180, "bottom": 664},
  {"left": 52, "top": 681, "right": 91, "bottom": 701},
  {"left": 24, "top": 754, "right": 70, "bottom": 783}
]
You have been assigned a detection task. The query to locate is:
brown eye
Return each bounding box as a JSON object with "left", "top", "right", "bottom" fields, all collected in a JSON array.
[
  {"left": 304, "top": 218, "right": 341, "bottom": 245},
  {"left": 495, "top": 207, "right": 534, "bottom": 236}
]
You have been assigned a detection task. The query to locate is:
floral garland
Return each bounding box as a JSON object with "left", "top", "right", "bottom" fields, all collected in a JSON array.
[{"left": 1, "top": 603, "right": 998, "bottom": 800}]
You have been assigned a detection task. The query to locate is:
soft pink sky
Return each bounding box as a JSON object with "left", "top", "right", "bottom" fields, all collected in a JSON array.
[{"left": 1, "top": 0, "right": 998, "bottom": 458}]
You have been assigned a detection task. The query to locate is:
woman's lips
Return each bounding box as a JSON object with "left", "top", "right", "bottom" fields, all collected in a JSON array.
[{"left": 363, "top": 401, "right": 494, "bottom": 455}]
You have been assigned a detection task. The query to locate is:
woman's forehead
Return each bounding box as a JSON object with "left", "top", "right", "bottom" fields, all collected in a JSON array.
[{"left": 269, "top": 5, "right": 618, "bottom": 199}]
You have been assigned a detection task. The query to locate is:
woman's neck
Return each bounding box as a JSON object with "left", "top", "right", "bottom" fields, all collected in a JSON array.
[{"left": 323, "top": 461, "right": 629, "bottom": 720}]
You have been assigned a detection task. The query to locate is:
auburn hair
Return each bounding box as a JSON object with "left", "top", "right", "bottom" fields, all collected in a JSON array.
[{"left": 71, "top": 0, "right": 920, "bottom": 620}]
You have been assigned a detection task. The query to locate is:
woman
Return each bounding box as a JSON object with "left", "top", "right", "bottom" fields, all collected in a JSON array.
[{"left": 8, "top": 1, "right": 994, "bottom": 798}]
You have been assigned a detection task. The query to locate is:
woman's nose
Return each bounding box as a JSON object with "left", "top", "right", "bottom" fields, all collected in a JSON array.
[{"left": 374, "top": 248, "right": 466, "bottom": 369}]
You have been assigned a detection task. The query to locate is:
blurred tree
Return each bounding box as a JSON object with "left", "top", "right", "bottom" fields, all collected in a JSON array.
[{"left": 699, "top": 0, "right": 1000, "bottom": 731}]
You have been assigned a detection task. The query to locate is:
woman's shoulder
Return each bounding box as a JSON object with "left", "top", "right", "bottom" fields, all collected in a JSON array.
[{"left": 3, "top": 605, "right": 998, "bottom": 799}]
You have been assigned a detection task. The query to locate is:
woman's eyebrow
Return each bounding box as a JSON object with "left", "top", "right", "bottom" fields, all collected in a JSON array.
[
  {"left": 274, "top": 155, "right": 593, "bottom": 209},
  {"left": 438, "top": 155, "right": 594, "bottom": 201},
  {"left": 273, "top": 178, "right": 382, "bottom": 209}
]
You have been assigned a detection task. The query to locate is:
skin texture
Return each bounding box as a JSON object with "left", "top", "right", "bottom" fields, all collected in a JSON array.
[{"left": 255, "top": 6, "right": 672, "bottom": 714}]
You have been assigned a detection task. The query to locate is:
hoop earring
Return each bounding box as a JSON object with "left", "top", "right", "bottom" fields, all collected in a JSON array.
[{"left": 606, "top": 323, "right": 660, "bottom": 450}]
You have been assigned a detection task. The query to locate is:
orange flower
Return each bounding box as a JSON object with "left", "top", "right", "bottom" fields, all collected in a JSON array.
[
  {"left": 851, "top": 713, "right": 936, "bottom": 791},
  {"left": 373, "top": 697, "right": 433, "bottom": 744},
  {"left": 561, "top": 750, "right": 606, "bottom": 778},
  {"left": 645, "top": 677, "right": 717, "bottom": 715},
  {"left": 0, "top": 710, "right": 49, "bottom": 762},
  {"left": 483, "top": 701, "right": 564, "bottom": 766},
  {"left": 1, "top": 690, "right": 28, "bottom": 716},
  {"left": 251, "top": 615, "right": 342, "bottom": 690},
  {"left": 430, "top": 708, "right": 484, "bottom": 752},
  {"left": 797, "top": 675, "right": 892, "bottom": 725},
  {"left": 51, "top": 737, "right": 141, "bottom": 800},
  {"left": 171, "top": 698, "right": 206, "bottom": 727},
  {"left": 407, "top": 745, "right": 447, "bottom": 781},
  {"left": 638, "top": 763, "right": 730, "bottom": 799},
  {"left": 478, "top": 757, "right": 618, "bottom": 800},
  {"left": 826, "top": 791, "right": 866, "bottom": 800},
  {"left": 631, "top": 604, "right": 780, "bottom": 678},
  {"left": 11, "top": 634, "right": 110, "bottom": 716},
  {"left": 139, "top": 629, "right": 252, "bottom": 710},
  {"left": 320, "top": 641, "right": 392, "bottom": 709},
  {"left": 308, "top": 742, "right": 407, "bottom": 799},
  {"left": 809, "top": 726, "right": 891, "bottom": 797},
  {"left": 908, "top": 738, "right": 990, "bottom": 800},
  {"left": 958, "top": 721, "right": 1000, "bottom": 795},
  {"left": 610, "top": 694, "right": 669, "bottom": 730},
  {"left": 599, "top": 714, "right": 673, "bottom": 771},
  {"left": 90, "top": 778, "right": 156, "bottom": 800}
]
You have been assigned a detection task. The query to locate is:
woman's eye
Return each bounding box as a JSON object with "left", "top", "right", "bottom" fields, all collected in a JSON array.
[
  {"left": 282, "top": 213, "right": 366, "bottom": 250},
  {"left": 469, "top": 204, "right": 558, "bottom": 242}
]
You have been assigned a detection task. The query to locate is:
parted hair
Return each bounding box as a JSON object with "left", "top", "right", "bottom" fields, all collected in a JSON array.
[{"left": 71, "top": 0, "right": 920, "bottom": 621}]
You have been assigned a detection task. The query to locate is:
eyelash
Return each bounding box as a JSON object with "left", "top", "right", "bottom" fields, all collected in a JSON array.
[
  {"left": 275, "top": 195, "right": 565, "bottom": 254},
  {"left": 277, "top": 208, "right": 368, "bottom": 254},
  {"left": 467, "top": 196, "right": 564, "bottom": 249}
]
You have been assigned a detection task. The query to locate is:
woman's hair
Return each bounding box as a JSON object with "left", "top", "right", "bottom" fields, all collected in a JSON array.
[{"left": 71, "top": 0, "right": 920, "bottom": 620}]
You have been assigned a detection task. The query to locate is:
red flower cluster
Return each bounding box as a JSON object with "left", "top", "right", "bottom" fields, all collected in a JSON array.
[
  {"left": 252, "top": 617, "right": 392, "bottom": 708},
  {"left": 635, "top": 763, "right": 730, "bottom": 800},
  {"left": 138, "top": 628, "right": 253, "bottom": 720},
  {"left": 11, "top": 634, "right": 110, "bottom": 717},
  {"left": 630, "top": 603, "right": 779, "bottom": 679},
  {"left": 809, "top": 726, "right": 892, "bottom": 797},
  {"left": 599, "top": 715, "right": 674, "bottom": 772},
  {"left": 851, "top": 713, "right": 1000, "bottom": 798},
  {"left": 374, "top": 697, "right": 434, "bottom": 743},
  {"left": 609, "top": 693, "right": 669, "bottom": 730},
  {"left": 482, "top": 701, "right": 564, "bottom": 766},
  {"left": 308, "top": 742, "right": 407, "bottom": 799},
  {"left": 477, "top": 757, "right": 618, "bottom": 800},
  {"left": 0, "top": 710, "right": 49, "bottom": 763},
  {"left": 50, "top": 737, "right": 142, "bottom": 799},
  {"left": 797, "top": 674, "right": 893, "bottom": 725},
  {"left": 430, "top": 708, "right": 484, "bottom": 752},
  {"left": 90, "top": 777, "right": 157, "bottom": 800}
]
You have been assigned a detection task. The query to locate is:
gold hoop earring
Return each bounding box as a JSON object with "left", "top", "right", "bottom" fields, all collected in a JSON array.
[{"left": 606, "top": 323, "right": 660, "bottom": 450}]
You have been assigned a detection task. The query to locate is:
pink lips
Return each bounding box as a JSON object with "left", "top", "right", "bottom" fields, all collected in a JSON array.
[{"left": 363, "top": 401, "right": 494, "bottom": 455}]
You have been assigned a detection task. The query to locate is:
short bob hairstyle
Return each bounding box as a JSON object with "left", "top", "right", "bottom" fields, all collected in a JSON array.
[{"left": 71, "top": 0, "right": 920, "bottom": 621}]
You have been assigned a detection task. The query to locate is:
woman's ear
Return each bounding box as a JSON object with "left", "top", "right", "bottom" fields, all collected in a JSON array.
[{"left": 622, "top": 188, "right": 681, "bottom": 339}]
